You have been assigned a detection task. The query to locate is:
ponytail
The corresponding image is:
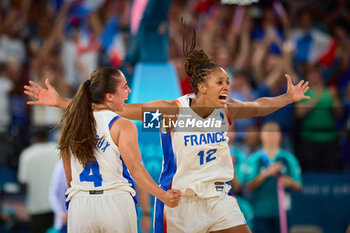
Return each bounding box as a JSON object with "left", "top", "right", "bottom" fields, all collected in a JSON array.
[{"left": 58, "top": 79, "right": 97, "bottom": 165}]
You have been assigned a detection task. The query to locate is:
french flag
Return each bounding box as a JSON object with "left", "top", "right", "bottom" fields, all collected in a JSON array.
[
  {"left": 293, "top": 29, "right": 337, "bottom": 67},
  {"left": 51, "top": 0, "right": 105, "bottom": 23},
  {"left": 100, "top": 17, "right": 125, "bottom": 67}
]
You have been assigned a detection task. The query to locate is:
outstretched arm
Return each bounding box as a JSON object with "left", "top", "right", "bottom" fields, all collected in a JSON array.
[
  {"left": 227, "top": 74, "right": 310, "bottom": 119},
  {"left": 24, "top": 79, "right": 178, "bottom": 121},
  {"left": 113, "top": 118, "right": 181, "bottom": 207},
  {"left": 24, "top": 79, "right": 71, "bottom": 109}
]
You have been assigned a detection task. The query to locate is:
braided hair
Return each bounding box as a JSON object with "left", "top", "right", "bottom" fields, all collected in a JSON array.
[{"left": 182, "top": 19, "right": 220, "bottom": 94}]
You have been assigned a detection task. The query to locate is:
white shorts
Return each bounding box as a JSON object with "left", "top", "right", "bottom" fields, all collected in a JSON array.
[
  {"left": 68, "top": 189, "right": 137, "bottom": 233},
  {"left": 163, "top": 194, "right": 246, "bottom": 233}
]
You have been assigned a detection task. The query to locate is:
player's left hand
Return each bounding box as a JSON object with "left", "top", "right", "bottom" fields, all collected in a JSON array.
[{"left": 285, "top": 74, "right": 311, "bottom": 102}]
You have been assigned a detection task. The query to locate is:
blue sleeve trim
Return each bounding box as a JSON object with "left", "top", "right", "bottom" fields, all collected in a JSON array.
[{"left": 108, "top": 115, "right": 121, "bottom": 129}]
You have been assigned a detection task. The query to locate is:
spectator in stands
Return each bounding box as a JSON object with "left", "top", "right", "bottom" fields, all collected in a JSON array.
[
  {"left": 246, "top": 122, "right": 302, "bottom": 233},
  {"left": 342, "top": 83, "right": 350, "bottom": 170},
  {"left": 0, "top": 65, "right": 13, "bottom": 133},
  {"left": 295, "top": 65, "right": 343, "bottom": 171},
  {"left": 17, "top": 127, "right": 59, "bottom": 233},
  {"left": 49, "top": 160, "right": 68, "bottom": 233},
  {"left": 331, "top": 17, "right": 350, "bottom": 94},
  {"left": 230, "top": 71, "right": 257, "bottom": 145},
  {"left": 228, "top": 124, "right": 253, "bottom": 230}
]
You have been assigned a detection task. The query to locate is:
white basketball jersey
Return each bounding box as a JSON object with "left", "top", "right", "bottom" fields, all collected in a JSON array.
[
  {"left": 159, "top": 94, "right": 234, "bottom": 198},
  {"left": 66, "top": 111, "right": 135, "bottom": 200}
]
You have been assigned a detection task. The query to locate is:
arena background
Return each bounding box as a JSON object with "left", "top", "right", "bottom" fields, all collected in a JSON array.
[{"left": 0, "top": 0, "right": 350, "bottom": 232}]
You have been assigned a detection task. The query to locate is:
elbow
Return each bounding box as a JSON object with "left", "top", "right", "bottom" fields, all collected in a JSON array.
[
  {"left": 128, "top": 163, "right": 143, "bottom": 180},
  {"left": 128, "top": 168, "right": 137, "bottom": 179},
  {"left": 252, "top": 101, "right": 266, "bottom": 117}
]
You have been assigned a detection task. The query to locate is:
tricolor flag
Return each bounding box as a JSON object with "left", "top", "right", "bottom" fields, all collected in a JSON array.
[
  {"left": 51, "top": 0, "right": 105, "bottom": 23},
  {"left": 100, "top": 17, "right": 125, "bottom": 68},
  {"left": 293, "top": 29, "right": 337, "bottom": 67}
]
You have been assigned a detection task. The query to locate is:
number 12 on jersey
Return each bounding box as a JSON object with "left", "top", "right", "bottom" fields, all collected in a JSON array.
[{"left": 197, "top": 149, "right": 217, "bottom": 165}]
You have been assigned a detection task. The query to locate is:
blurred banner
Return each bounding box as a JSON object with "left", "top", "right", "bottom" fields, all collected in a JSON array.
[{"left": 289, "top": 173, "right": 350, "bottom": 233}]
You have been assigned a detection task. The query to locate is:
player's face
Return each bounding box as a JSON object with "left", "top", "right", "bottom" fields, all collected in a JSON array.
[
  {"left": 110, "top": 74, "right": 131, "bottom": 111},
  {"left": 202, "top": 67, "right": 230, "bottom": 107}
]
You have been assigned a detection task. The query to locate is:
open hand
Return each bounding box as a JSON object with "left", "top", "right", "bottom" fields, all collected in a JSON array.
[
  {"left": 24, "top": 79, "right": 60, "bottom": 107},
  {"left": 285, "top": 74, "right": 311, "bottom": 102}
]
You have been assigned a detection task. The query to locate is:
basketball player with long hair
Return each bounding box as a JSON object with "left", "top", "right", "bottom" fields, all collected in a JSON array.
[
  {"left": 24, "top": 30, "right": 309, "bottom": 233},
  {"left": 53, "top": 67, "right": 181, "bottom": 232}
]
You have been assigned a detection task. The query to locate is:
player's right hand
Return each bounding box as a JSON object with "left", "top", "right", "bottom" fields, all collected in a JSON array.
[
  {"left": 24, "top": 79, "right": 60, "bottom": 107},
  {"left": 162, "top": 189, "right": 182, "bottom": 208}
]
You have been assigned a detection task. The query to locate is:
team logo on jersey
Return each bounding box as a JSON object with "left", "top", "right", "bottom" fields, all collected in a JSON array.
[
  {"left": 143, "top": 109, "right": 161, "bottom": 129},
  {"left": 219, "top": 112, "right": 225, "bottom": 125}
]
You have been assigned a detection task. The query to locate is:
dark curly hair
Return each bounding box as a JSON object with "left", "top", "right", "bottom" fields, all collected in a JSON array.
[{"left": 182, "top": 20, "right": 219, "bottom": 94}]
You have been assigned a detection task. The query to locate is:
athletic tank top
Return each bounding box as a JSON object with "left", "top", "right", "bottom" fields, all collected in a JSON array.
[
  {"left": 66, "top": 111, "right": 135, "bottom": 200},
  {"left": 159, "top": 94, "right": 234, "bottom": 198}
]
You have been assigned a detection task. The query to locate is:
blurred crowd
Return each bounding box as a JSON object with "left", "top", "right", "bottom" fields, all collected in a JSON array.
[
  {"left": 0, "top": 0, "right": 349, "bottom": 172},
  {"left": 0, "top": 0, "right": 350, "bottom": 232},
  {"left": 169, "top": 0, "right": 350, "bottom": 172}
]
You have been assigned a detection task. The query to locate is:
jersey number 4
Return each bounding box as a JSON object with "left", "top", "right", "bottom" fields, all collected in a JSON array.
[
  {"left": 197, "top": 149, "right": 217, "bottom": 165},
  {"left": 79, "top": 161, "right": 102, "bottom": 187}
]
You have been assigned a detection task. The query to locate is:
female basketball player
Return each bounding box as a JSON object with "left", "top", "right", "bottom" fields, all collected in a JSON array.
[
  {"left": 24, "top": 35, "right": 309, "bottom": 233},
  {"left": 53, "top": 67, "right": 181, "bottom": 233}
]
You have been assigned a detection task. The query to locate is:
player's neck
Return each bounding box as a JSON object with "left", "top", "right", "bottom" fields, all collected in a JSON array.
[
  {"left": 190, "top": 96, "right": 214, "bottom": 118},
  {"left": 92, "top": 103, "right": 113, "bottom": 112}
]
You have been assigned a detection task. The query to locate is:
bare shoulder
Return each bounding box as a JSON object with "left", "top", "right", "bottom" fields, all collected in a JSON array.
[
  {"left": 112, "top": 117, "right": 137, "bottom": 132},
  {"left": 110, "top": 117, "right": 138, "bottom": 146}
]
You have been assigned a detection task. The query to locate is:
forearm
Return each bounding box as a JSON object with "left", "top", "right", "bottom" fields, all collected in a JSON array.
[
  {"left": 255, "top": 94, "right": 293, "bottom": 117},
  {"left": 231, "top": 178, "right": 242, "bottom": 193},
  {"left": 135, "top": 185, "right": 151, "bottom": 215},
  {"left": 116, "top": 103, "right": 144, "bottom": 121},
  {"left": 117, "top": 100, "right": 177, "bottom": 121},
  {"left": 130, "top": 164, "right": 165, "bottom": 201},
  {"left": 289, "top": 180, "right": 302, "bottom": 192},
  {"left": 234, "top": 28, "right": 250, "bottom": 70},
  {"left": 58, "top": 97, "right": 72, "bottom": 110},
  {"left": 246, "top": 173, "right": 268, "bottom": 191}
]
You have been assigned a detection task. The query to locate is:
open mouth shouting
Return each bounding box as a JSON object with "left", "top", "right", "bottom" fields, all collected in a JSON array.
[{"left": 218, "top": 94, "right": 227, "bottom": 105}]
